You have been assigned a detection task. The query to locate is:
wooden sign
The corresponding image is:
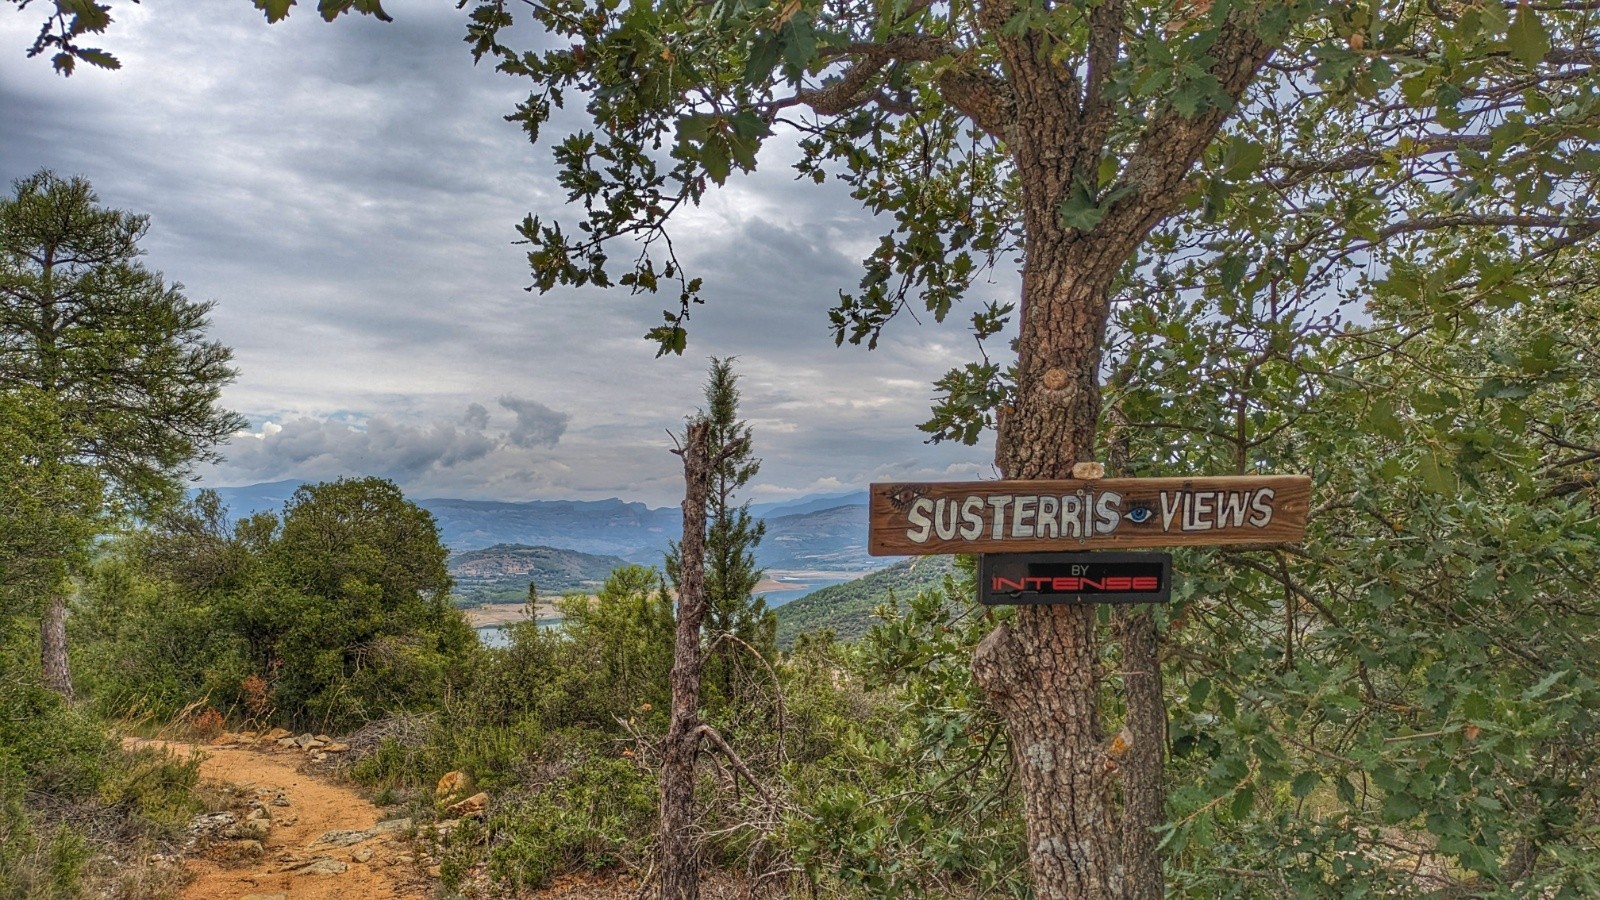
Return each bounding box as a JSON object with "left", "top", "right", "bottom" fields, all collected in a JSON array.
[
  {"left": 980, "top": 552, "right": 1172, "bottom": 605},
  {"left": 869, "top": 475, "right": 1310, "bottom": 555}
]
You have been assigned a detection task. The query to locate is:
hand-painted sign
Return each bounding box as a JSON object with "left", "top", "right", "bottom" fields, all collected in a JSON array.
[
  {"left": 869, "top": 475, "right": 1310, "bottom": 555},
  {"left": 980, "top": 552, "right": 1171, "bottom": 605}
]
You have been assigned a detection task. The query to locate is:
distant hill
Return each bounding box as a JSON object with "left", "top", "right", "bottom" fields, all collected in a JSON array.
[
  {"left": 749, "top": 491, "right": 868, "bottom": 521},
  {"left": 204, "top": 483, "right": 875, "bottom": 571},
  {"left": 421, "top": 497, "right": 678, "bottom": 560},
  {"left": 774, "top": 556, "right": 957, "bottom": 648},
  {"left": 201, "top": 479, "right": 302, "bottom": 517},
  {"left": 760, "top": 504, "right": 876, "bottom": 570},
  {"left": 449, "top": 544, "right": 629, "bottom": 604}
]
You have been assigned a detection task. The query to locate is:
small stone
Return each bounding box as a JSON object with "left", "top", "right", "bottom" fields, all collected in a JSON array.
[
  {"left": 211, "top": 731, "right": 239, "bottom": 745},
  {"left": 445, "top": 792, "right": 489, "bottom": 819},
  {"left": 295, "top": 858, "right": 348, "bottom": 876},
  {"left": 188, "top": 811, "right": 236, "bottom": 840},
  {"left": 270, "top": 794, "right": 291, "bottom": 807},
  {"left": 247, "top": 806, "right": 271, "bottom": 822},
  {"left": 312, "top": 829, "right": 371, "bottom": 848},
  {"left": 276, "top": 737, "right": 298, "bottom": 749},
  {"left": 322, "top": 742, "right": 350, "bottom": 753},
  {"left": 369, "top": 817, "right": 412, "bottom": 835},
  {"left": 427, "top": 864, "right": 441, "bottom": 877},
  {"left": 396, "top": 854, "right": 415, "bottom": 865},
  {"left": 234, "top": 839, "right": 264, "bottom": 856},
  {"left": 314, "top": 734, "right": 331, "bottom": 742},
  {"left": 352, "top": 847, "right": 374, "bottom": 863},
  {"left": 263, "top": 727, "right": 292, "bottom": 742},
  {"left": 312, "top": 751, "right": 326, "bottom": 761},
  {"left": 1071, "top": 461, "right": 1106, "bottom": 480},
  {"left": 435, "top": 770, "right": 473, "bottom": 802}
]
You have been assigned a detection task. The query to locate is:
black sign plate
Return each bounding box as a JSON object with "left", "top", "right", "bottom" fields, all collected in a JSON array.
[{"left": 979, "top": 552, "right": 1172, "bottom": 605}]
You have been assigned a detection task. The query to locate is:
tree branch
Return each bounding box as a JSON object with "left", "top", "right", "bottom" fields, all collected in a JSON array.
[
  {"left": 1266, "top": 134, "right": 1494, "bottom": 187},
  {"left": 1109, "top": 7, "right": 1277, "bottom": 240}
]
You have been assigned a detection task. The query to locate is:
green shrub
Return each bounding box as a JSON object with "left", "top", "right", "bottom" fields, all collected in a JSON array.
[
  {"left": 0, "top": 650, "right": 199, "bottom": 899},
  {"left": 71, "top": 555, "right": 251, "bottom": 722},
  {"left": 73, "top": 480, "right": 479, "bottom": 733},
  {"left": 0, "top": 758, "right": 89, "bottom": 900},
  {"left": 99, "top": 744, "right": 202, "bottom": 830},
  {"left": 468, "top": 752, "right": 657, "bottom": 892},
  {"left": 0, "top": 664, "right": 110, "bottom": 796}
]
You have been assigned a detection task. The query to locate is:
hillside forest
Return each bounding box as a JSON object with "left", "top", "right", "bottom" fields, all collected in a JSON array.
[{"left": 6, "top": 0, "right": 1600, "bottom": 898}]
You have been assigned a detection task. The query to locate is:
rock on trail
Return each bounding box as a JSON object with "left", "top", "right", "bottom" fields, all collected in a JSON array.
[{"left": 125, "top": 735, "right": 430, "bottom": 900}]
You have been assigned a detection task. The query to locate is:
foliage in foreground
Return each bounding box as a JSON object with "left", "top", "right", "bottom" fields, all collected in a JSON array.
[
  {"left": 72, "top": 477, "right": 476, "bottom": 733},
  {"left": 1110, "top": 259, "right": 1600, "bottom": 892},
  {"left": 0, "top": 629, "right": 201, "bottom": 899}
]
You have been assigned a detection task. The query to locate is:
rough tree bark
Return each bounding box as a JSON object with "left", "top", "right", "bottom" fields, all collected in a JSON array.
[
  {"left": 1107, "top": 404, "right": 1167, "bottom": 898},
  {"left": 971, "top": 244, "right": 1127, "bottom": 897},
  {"left": 660, "top": 420, "right": 712, "bottom": 900},
  {"left": 969, "top": 7, "right": 1275, "bottom": 892},
  {"left": 41, "top": 592, "right": 73, "bottom": 702},
  {"left": 1116, "top": 607, "right": 1165, "bottom": 900}
]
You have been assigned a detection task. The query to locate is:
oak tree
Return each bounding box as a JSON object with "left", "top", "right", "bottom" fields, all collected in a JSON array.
[{"left": 464, "top": 0, "right": 1600, "bottom": 892}]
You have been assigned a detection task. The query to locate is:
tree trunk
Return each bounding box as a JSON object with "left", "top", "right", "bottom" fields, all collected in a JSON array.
[
  {"left": 1106, "top": 403, "right": 1167, "bottom": 898},
  {"left": 1116, "top": 607, "right": 1166, "bottom": 900},
  {"left": 661, "top": 420, "right": 712, "bottom": 900},
  {"left": 972, "top": 157, "right": 1128, "bottom": 890},
  {"left": 41, "top": 592, "right": 73, "bottom": 701}
]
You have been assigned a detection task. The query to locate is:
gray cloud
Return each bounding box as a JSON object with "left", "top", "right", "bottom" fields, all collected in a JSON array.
[
  {"left": 214, "top": 407, "right": 498, "bottom": 484},
  {"left": 1, "top": 3, "right": 1000, "bottom": 506},
  {"left": 497, "top": 395, "right": 569, "bottom": 448}
]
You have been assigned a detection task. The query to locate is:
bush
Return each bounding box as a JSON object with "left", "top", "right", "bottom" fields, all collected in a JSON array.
[
  {"left": 71, "top": 554, "right": 251, "bottom": 723},
  {"left": 466, "top": 752, "right": 657, "bottom": 892},
  {"left": 0, "top": 648, "right": 199, "bottom": 899},
  {"left": 0, "top": 664, "right": 111, "bottom": 796},
  {"left": 0, "top": 755, "right": 89, "bottom": 900},
  {"left": 72, "top": 480, "right": 478, "bottom": 733}
]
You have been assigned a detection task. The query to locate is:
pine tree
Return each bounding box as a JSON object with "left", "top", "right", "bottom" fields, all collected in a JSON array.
[
  {"left": 667, "top": 358, "right": 773, "bottom": 706},
  {"left": 0, "top": 171, "right": 243, "bottom": 698}
]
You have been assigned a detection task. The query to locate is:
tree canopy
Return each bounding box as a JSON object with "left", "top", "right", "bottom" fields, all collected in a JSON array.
[
  {"left": 0, "top": 170, "right": 244, "bottom": 517},
  {"left": 1, "top": 170, "right": 244, "bottom": 698},
  {"left": 461, "top": 0, "right": 1600, "bottom": 892}
]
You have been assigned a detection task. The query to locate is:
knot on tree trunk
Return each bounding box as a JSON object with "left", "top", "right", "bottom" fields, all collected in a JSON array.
[
  {"left": 972, "top": 621, "right": 1025, "bottom": 714},
  {"left": 1034, "top": 366, "right": 1081, "bottom": 410}
]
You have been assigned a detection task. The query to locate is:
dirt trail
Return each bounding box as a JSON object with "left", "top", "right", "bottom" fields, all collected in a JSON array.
[{"left": 126, "top": 737, "right": 431, "bottom": 900}]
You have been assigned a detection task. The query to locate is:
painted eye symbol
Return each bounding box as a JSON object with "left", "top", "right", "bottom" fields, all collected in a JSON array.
[
  {"left": 884, "top": 485, "right": 926, "bottom": 512},
  {"left": 1125, "top": 505, "right": 1153, "bottom": 524}
]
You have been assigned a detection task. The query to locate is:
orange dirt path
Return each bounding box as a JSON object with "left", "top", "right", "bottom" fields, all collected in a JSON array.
[{"left": 126, "top": 738, "right": 430, "bottom": 900}]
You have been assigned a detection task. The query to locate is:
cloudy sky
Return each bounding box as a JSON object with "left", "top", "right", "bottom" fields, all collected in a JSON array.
[{"left": 0, "top": 1, "right": 1004, "bottom": 506}]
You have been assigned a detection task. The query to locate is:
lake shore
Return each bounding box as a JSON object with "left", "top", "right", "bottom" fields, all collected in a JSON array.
[{"left": 463, "top": 602, "right": 562, "bottom": 628}]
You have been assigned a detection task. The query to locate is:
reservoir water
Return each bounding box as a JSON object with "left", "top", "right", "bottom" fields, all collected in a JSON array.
[{"left": 472, "top": 575, "right": 854, "bottom": 648}]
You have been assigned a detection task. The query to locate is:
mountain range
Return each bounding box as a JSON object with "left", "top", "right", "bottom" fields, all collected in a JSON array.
[{"left": 203, "top": 481, "right": 876, "bottom": 572}]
